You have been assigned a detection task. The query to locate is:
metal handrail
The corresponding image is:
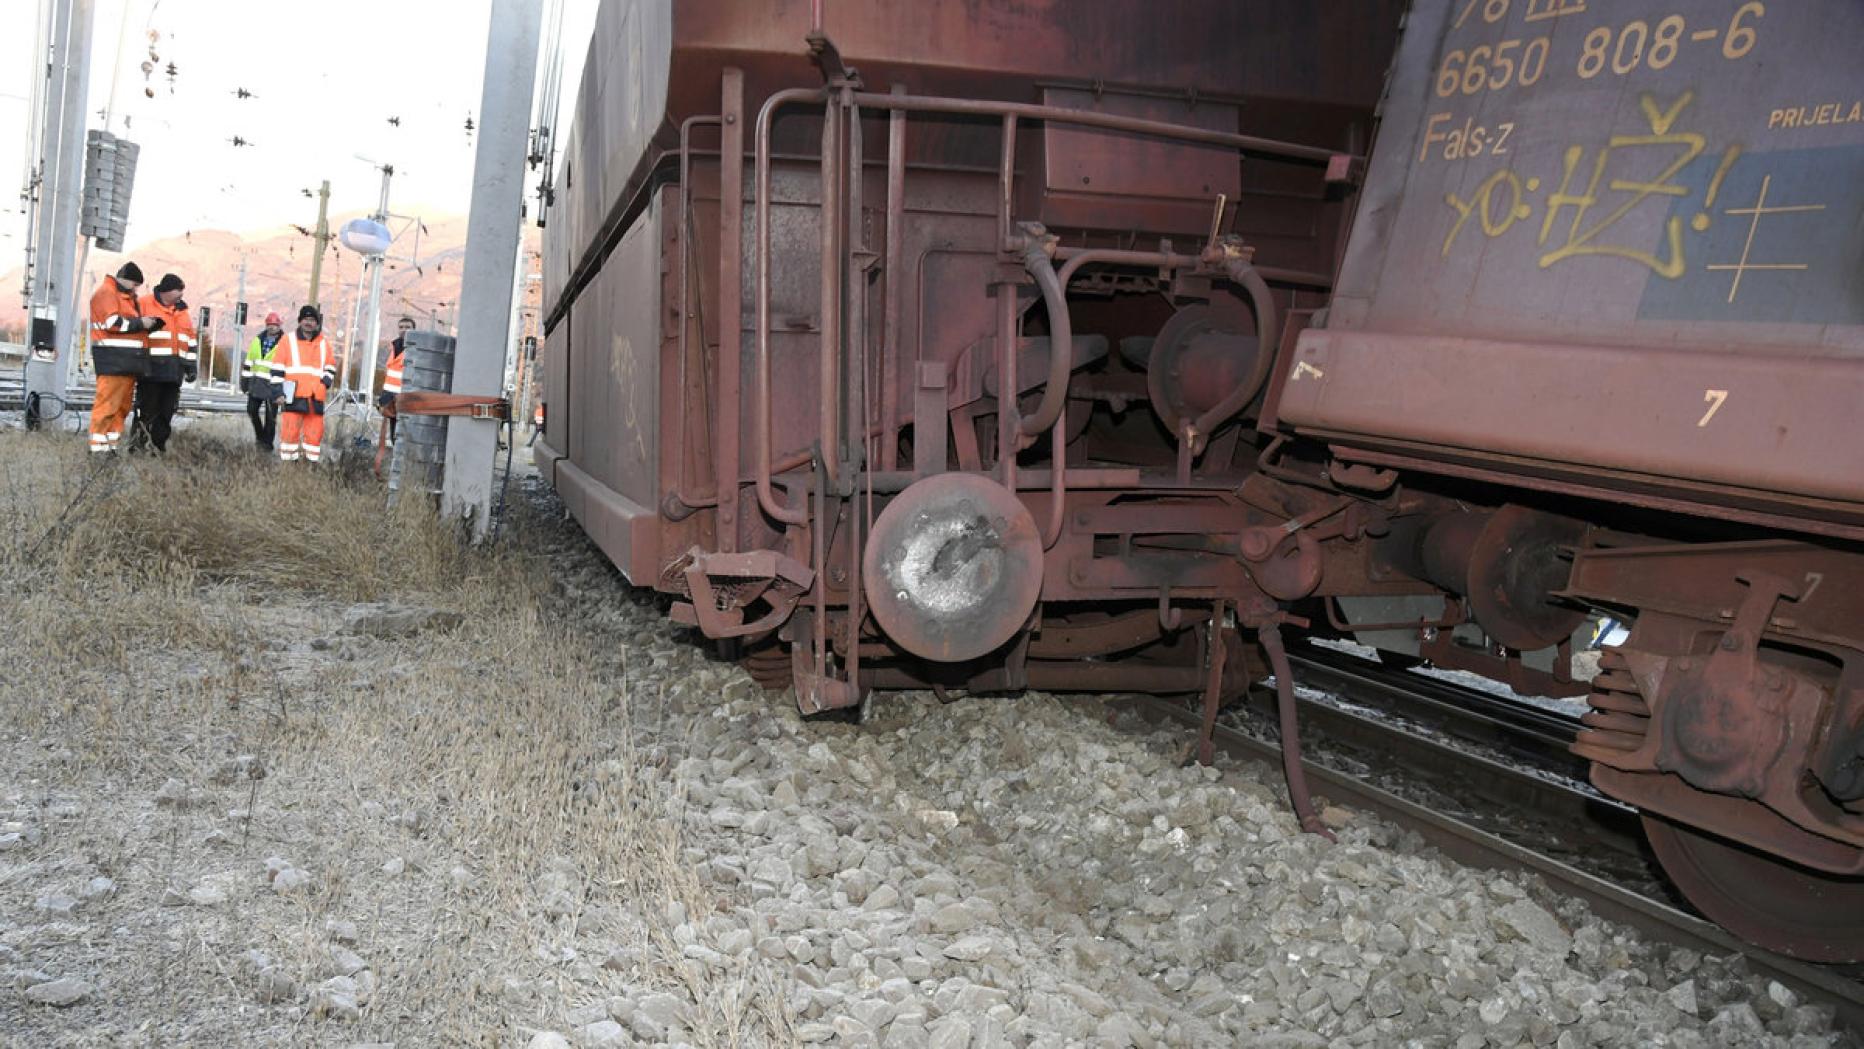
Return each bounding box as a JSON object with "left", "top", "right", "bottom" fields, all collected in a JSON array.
[{"left": 746, "top": 83, "right": 1350, "bottom": 528}]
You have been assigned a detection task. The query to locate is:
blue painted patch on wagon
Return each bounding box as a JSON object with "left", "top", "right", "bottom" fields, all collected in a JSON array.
[{"left": 1638, "top": 145, "right": 1864, "bottom": 326}]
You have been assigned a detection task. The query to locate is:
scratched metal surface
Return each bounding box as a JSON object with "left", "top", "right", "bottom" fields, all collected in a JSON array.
[{"left": 1326, "top": 0, "right": 1864, "bottom": 355}]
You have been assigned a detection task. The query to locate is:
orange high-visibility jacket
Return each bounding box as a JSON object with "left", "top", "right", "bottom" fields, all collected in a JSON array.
[
  {"left": 382, "top": 346, "right": 407, "bottom": 395},
  {"left": 139, "top": 293, "right": 198, "bottom": 381},
  {"left": 88, "top": 276, "right": 146, "bottom": 376},
  {"left": 269, "top": 332, "right": 337, "bottom": 403}
]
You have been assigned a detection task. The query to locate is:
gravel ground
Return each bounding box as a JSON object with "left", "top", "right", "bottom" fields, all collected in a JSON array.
[
  {"left": 1, "top": 435, "right": 1855, "bottom": 1046},
  {"left": 615, "top": 663, "right": 1849, "bottom": 1047}
]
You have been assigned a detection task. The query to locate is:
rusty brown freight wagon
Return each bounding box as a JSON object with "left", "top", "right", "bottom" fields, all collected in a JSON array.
[{"left": 537, "top": 0, "right": 1864, "bottom": 961}]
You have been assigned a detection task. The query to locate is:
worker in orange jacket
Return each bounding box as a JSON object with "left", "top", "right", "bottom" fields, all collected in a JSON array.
[
  {"left": 377, "top": 315, "right": 416, "bottom": 445},
  {"left": 269, "top": 305, "right": 338, "bottom": 463},
  {"left": 129, "top": 273, "right": 197, "bottom": 453},
  {"left": 87, "top": 262, "right": 160, "bottom": 454}
]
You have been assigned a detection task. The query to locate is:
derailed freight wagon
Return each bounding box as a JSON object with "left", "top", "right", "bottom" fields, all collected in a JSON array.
[{"left": 537, "top": 0, "right": 1864, "bottom": 960}]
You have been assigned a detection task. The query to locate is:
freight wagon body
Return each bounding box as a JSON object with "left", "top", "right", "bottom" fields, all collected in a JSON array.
[
  {"left": 1278, "top": 0, "right": 1864, "bottom": 536},
  {"left": 537, "top": 0, "right": 1399, "bottom": 582},
  {"left": 1278, "top": 0, "right": 1864, "bottom": 963},
  {"left": 540, "top": 0, "right": 1864, "bottom": 961}
]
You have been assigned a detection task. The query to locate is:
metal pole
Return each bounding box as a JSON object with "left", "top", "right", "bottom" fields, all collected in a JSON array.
[
  {"left": 307, "top": 179, "right": 330, "bottom": 306},
  {"left": 443, "top": 0, "right": 541, "bottom": 538},
  {"left": 345, "top": 267, "right": 366, "bottom": 388},
  {"left": 200, "top": 308, "right": 212, "bottom": 389},
  {"left": 99, "top": 0, "right": 130, "bottom": 132},
  {"left": 23, "top": 0, "right": 68, "bottom": 345},
  {"left": 501, "top": 226, "right": 524, "bottom": 396},
  {"left": 20, "top": 0, "right": 56, "bottom": 309},
  {"left": 357, "top": 165, "right": 393, "bottom": 412},
  {"left": 25, "top": 0, "right": 94, "bottom": 429},
  {"left": 228, "top": 254, "right": 246, "bottom": 389}
]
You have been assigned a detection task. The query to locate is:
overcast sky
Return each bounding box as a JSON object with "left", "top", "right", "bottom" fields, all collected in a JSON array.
[{"left": 2, "top": 0, "right": 596, "bottom": 256}]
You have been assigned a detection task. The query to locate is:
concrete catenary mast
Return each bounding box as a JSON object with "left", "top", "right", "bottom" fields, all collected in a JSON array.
[
  {"left": 441, "top": 0, "right": 543, "bottom": 537},
  {"left": 22, "top": 0, "right": 96, "bottom": 428}
]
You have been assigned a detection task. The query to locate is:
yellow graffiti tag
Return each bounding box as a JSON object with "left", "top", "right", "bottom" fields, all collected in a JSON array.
[
  {"left": 1535, "top": 92, "right": 1706, "bottom": 277},
  {"left": 1443, "top": 170, "right": 1538, "bottom": 255}
]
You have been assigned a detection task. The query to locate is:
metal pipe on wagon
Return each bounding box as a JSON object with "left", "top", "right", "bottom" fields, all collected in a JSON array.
[
  {"left": 752, "top": 86, "right": 823, "bottom": 526},
  {"left": 843, "top": 93, "right": 866, "bottom": 697},
  {"left": 880, "top": 86, "right": 906, "bottom": 471},
  {"left": 818, "top": 95, "right": 843, "bottom": 487},
  {"left": 1041, "top": 402, "right": 1065, "bottom": 549},
  {"left": 1016, "top": 236, "right": 1072, "bottom": 439},
  {"left": 996, "top": 281, "right": 1017, "bottom": 491},
  {"left": 1260, "top": 622, "right": 1338, "bottom": 842},
  {"left": 715, "top": 67, "right": 746, "bottom": 549},
  {"left": 1184, "top": 257, "right": 1278, "bottom": 446},
  {"left": 1033, "top": 248, "right": 1188, "bottom": 546},
  {"left": 1029, "top": 246, "right": 1210, "bottom": 447},
  {"left": 850, "top": 90, "right": 1348, "bottom": 167},
  {"left": 997, "top": 114, "right": 1017, "bottom": 253}
]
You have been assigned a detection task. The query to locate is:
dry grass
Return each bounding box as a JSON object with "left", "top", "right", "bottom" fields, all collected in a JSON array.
[
  {"left": 0, "top": 420, "right": 795, "bottom": 1046},
  {"left": 1, "top": 416, "right": 464, "bottom": 601}
]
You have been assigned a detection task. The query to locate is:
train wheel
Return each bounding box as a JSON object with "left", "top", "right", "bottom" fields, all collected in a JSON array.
[
  {"left": 1643, "top": 813, "right": 1864, "bottom": 963},
  {"left": 738, "top": 640, "right": 792, "bottom": 692}
]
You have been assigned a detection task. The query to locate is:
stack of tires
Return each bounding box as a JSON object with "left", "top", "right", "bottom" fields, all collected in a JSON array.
[{"left": 389, "top": 331, "right": 455, "bottom": 502}]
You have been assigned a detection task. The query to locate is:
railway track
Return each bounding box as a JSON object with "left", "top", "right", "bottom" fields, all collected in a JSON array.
[
  {"left": 1115, "top": 650, "right": 1864, "bottom": 1034},
  {"left": 1290, "top": 644, "right": 1584, "bottom": 766},
  {"left": 0, "top": 375, "right": 248, "bottom": 415},
  {"left": 1266, "top": 645, "right": 1656, "bottom": 889}
]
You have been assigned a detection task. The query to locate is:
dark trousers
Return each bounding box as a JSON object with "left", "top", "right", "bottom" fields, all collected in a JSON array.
[
  {"left": 247, "top": 396, "right": 277, "bottom": 448},
  {"left": 131, "top": 380, "right": 183, "bottom": 452}
]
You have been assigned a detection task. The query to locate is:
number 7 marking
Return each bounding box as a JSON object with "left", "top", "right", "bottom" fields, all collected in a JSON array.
[
  {"left": 1801, "top": 572, "right": 1823, "bottom": 602},
  {"left": 1698, "top": 388, "right": 1729, "bottom": 427}
]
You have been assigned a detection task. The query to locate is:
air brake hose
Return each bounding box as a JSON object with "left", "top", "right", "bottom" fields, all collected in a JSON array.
[
  {"left": 1016, "top": 239, "right": 1073, "bottom": 438},
  {"left": 1259, "top": 620, "right": 1338, "bottom": 842},
  {"left": 1185, "top": 258, "right": 1279, "bottom": 448}
]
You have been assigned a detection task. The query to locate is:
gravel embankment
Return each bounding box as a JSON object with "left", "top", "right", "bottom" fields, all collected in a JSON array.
[
  {"left": 543, "top": 541, "right": 1850, "bottom": 1049},
  {"left": 2, "top": 446, "right": 1853, "bottom": 1047}
]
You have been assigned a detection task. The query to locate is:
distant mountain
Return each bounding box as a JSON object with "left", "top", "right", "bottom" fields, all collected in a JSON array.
[{"left": 0, "top": 213, "right": 539, "bottom": 367}]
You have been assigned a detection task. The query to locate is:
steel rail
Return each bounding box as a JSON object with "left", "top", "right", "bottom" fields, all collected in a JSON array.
[
  {"left": 1287, "top": 644, "right": 1583, "bottom": 763},
  {"left": 1118, "top": 698, "right": 1864, "bottom": 1032},
  {"left": 1237, "top": 655, "right": 1646, "bottom": 870}
]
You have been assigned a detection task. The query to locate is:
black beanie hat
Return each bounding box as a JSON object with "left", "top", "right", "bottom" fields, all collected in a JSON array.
[
  {"left": 298, "top": 304, "right": 322, "bottom": 322},
  {"left": 154, "top": 273, "right": 185, "bottom": 294},
  {"left": 116, "top": 262, "right": 144, "bottom": 284}
]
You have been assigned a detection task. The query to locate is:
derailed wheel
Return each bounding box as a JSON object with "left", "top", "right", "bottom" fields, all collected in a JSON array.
[{"left": 1643, "top": 813, "right": 1864, "bottom": 963}]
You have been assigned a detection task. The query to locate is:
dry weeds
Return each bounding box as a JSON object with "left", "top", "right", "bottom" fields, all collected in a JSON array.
[{"left": 0, "top": 420, "right": 796, "bottom": 1046}]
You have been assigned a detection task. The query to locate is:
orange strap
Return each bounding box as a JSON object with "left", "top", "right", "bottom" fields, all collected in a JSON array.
[{"left": 396, "top": 391, "right": 509, "bottom": 420}]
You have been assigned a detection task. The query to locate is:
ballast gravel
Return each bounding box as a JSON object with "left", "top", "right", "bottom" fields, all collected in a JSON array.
[
  {"left": 543, "top": 548, "right": 1851, "bottom": 1049},
  {"left": 2, "top": 460, "right": 1850, "bottom": 1047}
]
